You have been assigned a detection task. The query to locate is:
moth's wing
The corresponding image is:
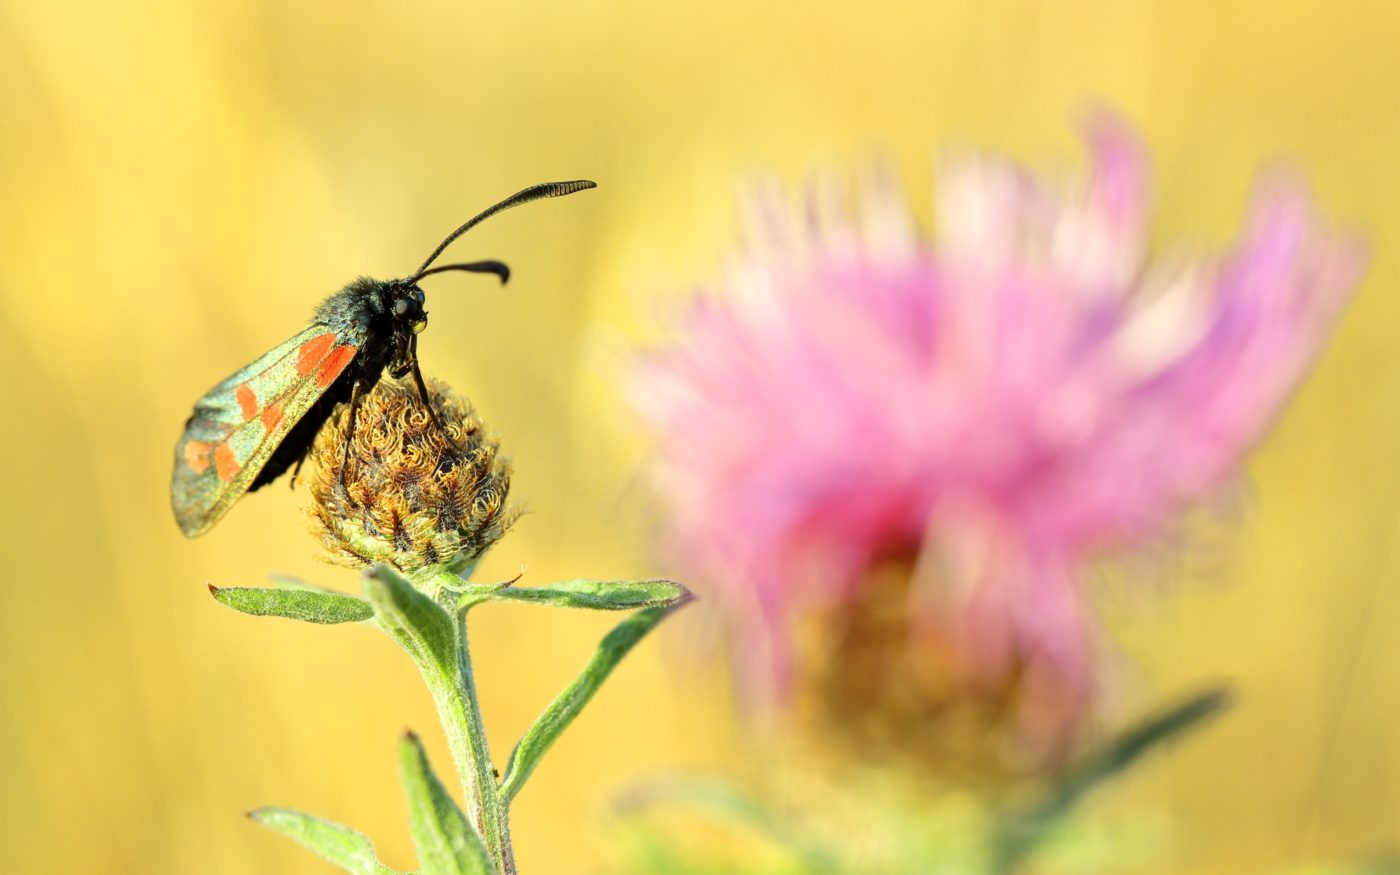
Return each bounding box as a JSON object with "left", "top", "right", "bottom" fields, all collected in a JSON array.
[{"left": 171, "top": 323, "right": 365, "bottom": 537}]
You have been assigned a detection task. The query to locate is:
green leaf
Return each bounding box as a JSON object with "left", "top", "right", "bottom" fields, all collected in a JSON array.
[
  {"left": 248, "top": 807, "right": 402, "bottom": 875},
  {"left": 209, "top": 585, "right": 373, "bottom": 624},
  {"left": 398, "top": 731, "right": 491, "bottom": 875},
  {"left": 993, "top": 686, "right": 1232, "bottom": 874},
  {"left": 467, "top": 578, "right": 691, "bottom": 612},
  {"left": 362, "top": 565, "right": 457, "bottom": 674},
  {"left": 499, "top": 596, "right": 692, "bottom": 804}
]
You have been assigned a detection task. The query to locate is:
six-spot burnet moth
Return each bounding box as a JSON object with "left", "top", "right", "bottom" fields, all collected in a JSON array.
[{"left": 171, "top": 180, "right": 595, "bottom": 537}]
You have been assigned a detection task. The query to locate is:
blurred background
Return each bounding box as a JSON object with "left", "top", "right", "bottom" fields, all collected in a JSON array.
[{"left": 2, "top": 1, "right": 1399, "bottom": 873}]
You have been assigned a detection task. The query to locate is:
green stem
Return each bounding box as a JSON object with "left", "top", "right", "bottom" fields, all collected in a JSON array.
[{"left": 413, "top": 568, "right": 516, "bottom": 875}]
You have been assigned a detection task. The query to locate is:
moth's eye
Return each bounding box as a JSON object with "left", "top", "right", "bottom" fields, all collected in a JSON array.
[
  {"left": 411, "top": 289, "right": 425, "bottom": 305},
  {"left": 394, "top": 298, "right": 411, "bottom": 317}
]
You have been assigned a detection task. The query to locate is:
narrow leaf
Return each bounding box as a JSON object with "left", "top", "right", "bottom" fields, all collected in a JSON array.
[
  {"left": 363, "top": 565, "right": 457, "bottom": 673},
  {"left": 477, "top": 579, "right": 691, "bottom": 612},
  {"left": 993, "top": 686, "right": 1232, "bottom": 873},
  {"left": 500, "top": 597, "right": 692, "bottom": 803},
  {"left": 209, "top": 585, "right": 372, "bottom": 624},
  {"left": 398, "top": 732, "right": 490, "bottom": 875},
  {"left": 248, "top": 807, "right": 401, "bottom": 875}
]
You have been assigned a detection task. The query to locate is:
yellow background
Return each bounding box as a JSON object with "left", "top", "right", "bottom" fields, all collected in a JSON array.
[{"left": 2, "top": 1, "right": 1398, "bottom": 872}]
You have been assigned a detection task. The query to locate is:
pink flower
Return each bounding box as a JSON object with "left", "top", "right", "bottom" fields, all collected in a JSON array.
[{"left": 630, "top": 114, "right": 1365, "bottom": 751}]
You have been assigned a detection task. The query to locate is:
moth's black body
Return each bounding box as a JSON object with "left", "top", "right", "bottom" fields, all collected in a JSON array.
[
  {"left": 248, "top": 277, "right": 428, "bottom": 491},
  {"left": 172, "top": 180, "right": 595, "bottom": 537}
]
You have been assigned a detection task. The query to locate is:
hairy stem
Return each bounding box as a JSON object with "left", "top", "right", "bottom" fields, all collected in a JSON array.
[{"left": 414, "top": 568, "right": 516, "bottom": 874}]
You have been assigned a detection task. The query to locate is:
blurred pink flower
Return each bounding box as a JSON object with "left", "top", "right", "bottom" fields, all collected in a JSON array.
[{"left": 630, "top": 115, "right": 1364, "bottom": 749}]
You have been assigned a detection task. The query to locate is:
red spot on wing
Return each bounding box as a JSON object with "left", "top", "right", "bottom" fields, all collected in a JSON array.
[
  {"left": 236, "top": 383, "right": 257, "bottom": 421},
  {"left": 214, "top": 443, "right": 240, "bottom": 482},
  {"left": 261, "top": 401, "right": 283, "bottom": 431},
  {"left": 316, "top": 344, "right": 358, "bottom": 388},
  {"left": 297, "top": 332, "right": 337, "bottom": 376},
  {"left": 185, "top": 441, "right": 211, "bottom": 473}
]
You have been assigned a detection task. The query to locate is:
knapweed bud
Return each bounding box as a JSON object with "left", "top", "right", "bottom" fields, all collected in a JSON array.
[{"left": 308, "top": 377, "right": 516, "bottom": 573}]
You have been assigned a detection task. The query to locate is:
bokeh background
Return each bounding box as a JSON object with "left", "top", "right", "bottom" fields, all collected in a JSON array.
[{"left": 2, "top": 2, "right": 1399, "bottom": 873}]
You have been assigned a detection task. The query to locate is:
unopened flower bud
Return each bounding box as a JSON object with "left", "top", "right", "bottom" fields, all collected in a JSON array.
[{"left": 308, "top": 377, "right": 516, "bottom": 573}]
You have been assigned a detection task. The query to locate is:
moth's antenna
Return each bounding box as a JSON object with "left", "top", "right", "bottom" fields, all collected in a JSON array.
[
  {"left": 414, "top": 260, "right": 510, "bottom": 285},
  {"left": 414, "top": 180, "right": 596, "bottom": 276}
]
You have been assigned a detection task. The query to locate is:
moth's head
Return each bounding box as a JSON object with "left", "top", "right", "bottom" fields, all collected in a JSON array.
[{"left": 385, "top": 282, "right": 429, "bottom": 334}]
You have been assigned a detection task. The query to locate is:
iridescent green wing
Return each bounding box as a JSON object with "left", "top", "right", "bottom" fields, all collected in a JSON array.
[{"left": 171, "top": 323, "right": 364, "bottom": 537}]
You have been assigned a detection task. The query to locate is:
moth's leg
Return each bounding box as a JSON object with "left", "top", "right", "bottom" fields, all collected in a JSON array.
[
  {"left": 289, "top": 452, "right": 306, "bottom": 489},
  {"left": 338, "top": 380, "right": 363, "bottom": 489},
  {"left": 409, "top": 333, "right": 450, "bottom": 440}
]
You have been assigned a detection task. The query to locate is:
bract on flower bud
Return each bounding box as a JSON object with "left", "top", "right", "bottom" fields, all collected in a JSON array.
[{"left": 308, "top": 377, "right": 516, "bottom": 573}]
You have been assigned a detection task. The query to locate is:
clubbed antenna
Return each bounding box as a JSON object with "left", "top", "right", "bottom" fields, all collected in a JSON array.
[
  {"left": 413, "top": 260, "right": 511, "bottom": 285},
  {"left": 414, "top": 180, "right": 596, "bottom": 276}
]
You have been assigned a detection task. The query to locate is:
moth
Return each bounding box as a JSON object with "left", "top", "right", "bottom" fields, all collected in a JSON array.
[{"left": 171, "top": 180, "right": 595, "bottom": 537}]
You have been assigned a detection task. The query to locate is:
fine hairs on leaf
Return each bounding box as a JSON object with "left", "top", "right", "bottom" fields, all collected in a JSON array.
[
  {"left": 248, "top": 808, "right": 403, "bottom": 875},
  {"left": 209, "top": 584, "right": 373, "bottom": 624},
  {"left": 456, "top": 577, "right": 691, "bottom": 612},
  {"left": 992, "top": 686, "right": 1233, "bottom": 874},
  {"left": 399, "top": 731, "right": 491, "bottom": 875},
  {"left": 362, "top": 566, "right": 459, "bottom": 671}
]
